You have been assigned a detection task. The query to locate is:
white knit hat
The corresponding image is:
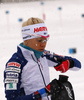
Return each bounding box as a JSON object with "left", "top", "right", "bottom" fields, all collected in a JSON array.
[{"left": 22, "top": 23, "right": 49, "bottom": 41}]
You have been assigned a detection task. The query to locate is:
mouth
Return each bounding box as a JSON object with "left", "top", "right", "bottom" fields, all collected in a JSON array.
[{"left": 39, "top": 49, "right": 44, "bottom": 51}]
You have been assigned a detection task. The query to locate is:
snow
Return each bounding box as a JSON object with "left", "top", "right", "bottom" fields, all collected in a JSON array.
[{"left": 0, "top": 0, "right": 84, "bottom": 100}]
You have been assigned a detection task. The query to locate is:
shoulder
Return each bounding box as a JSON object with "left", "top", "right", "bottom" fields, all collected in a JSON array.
[
  {"left": 6, "top": 46, "right": 27, "bottom": 69},
  {"left": 42, "top": 50, "right": 53, "bottom": 56}
]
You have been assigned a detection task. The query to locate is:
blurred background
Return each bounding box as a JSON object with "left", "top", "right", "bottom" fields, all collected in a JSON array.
[{"left": 0, "top": 0, "right": 84, "bottom": 100}]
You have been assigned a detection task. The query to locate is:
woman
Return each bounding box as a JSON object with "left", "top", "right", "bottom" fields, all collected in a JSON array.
[{"left": 4, "top": 17, "right": 81, "bottom": 100}]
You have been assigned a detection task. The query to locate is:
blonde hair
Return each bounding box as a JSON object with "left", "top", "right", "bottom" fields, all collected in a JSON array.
[{"left": 22, "top": 17, "right": 44, "bottom": 27}]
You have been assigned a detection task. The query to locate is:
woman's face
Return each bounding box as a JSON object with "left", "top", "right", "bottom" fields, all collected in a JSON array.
[{"left": 24, "top": 37, "right": 48, "bottom": 52}]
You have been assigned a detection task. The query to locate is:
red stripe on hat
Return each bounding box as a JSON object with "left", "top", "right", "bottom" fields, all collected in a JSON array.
[{"left": 40, "top": 35, "right": 50, "bottom": 38}]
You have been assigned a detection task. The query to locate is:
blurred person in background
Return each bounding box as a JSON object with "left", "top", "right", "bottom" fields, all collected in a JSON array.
[{"left": 4, "top": 17, "right": 81, "bottom": 100}]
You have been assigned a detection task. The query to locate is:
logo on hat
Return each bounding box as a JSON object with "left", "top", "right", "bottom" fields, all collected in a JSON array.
[{"left": 34, "top": 27, "right": 47, "bottom": 33}]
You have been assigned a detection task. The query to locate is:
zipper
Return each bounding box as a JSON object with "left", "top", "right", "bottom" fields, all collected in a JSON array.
[
  {"left": 37, "top": 60, "right": 47, "bottom": 87},
  {"left": 31, "top": 55, "right": 49, "bottom": 100}
]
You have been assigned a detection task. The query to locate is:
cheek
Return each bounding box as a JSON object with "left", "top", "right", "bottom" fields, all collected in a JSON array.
[
  {"left": 35, "top": 43, "right": 40, "bottom": 48},
  {"left": 36, "top": 44, "right": 38, "bottom": 46},
  {"left": 33, "top": 43, "right": 40, "bottom": 48}
]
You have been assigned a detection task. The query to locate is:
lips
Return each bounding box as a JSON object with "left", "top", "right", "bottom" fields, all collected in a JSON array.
[{"left": 39, "top": 49, "right": 44, "bottom": 51}]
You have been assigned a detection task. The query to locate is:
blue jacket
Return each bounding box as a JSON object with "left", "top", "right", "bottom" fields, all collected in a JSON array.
[{"left": 4, "top": 44, "right": 81, "bottom": 100}]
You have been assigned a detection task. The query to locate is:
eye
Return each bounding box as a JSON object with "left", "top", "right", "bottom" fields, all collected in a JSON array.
[
  {"left": 37, "top": 40, "right": 42, "bottom": 42},
  {"left": 36, "top": 38, "right": 49, "bottom": 43}
]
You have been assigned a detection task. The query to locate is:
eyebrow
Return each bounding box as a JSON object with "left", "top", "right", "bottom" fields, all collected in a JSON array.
[{"left": 36, "top": 37, "right": 45, "bottom": 40}]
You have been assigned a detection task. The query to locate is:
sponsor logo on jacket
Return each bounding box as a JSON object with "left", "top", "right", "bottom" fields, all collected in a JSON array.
[
  {"left": 6, "top": 72, "right": 19, "bottom": 78},
  {"left": 5, "top": 67, "right": 21, "bottom": 73},
  {"left": 5, "top": 78, "right": 18, "bottom": 83},
  {"left": 7, "top": 62, "right": 21, "bottom": 68},
  {"left": 6, "top": 83, "right": 17, "bottom": 90}
]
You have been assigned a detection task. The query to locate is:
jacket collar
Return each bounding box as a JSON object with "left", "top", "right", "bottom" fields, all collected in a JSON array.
[{"left": 19, "top": 43, "right": 44, "bottom": 59}]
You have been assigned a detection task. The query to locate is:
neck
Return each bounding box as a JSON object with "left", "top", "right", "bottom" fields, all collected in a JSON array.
[{"left": 20, "top": 43, "right": 44, "bottom": 59}]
